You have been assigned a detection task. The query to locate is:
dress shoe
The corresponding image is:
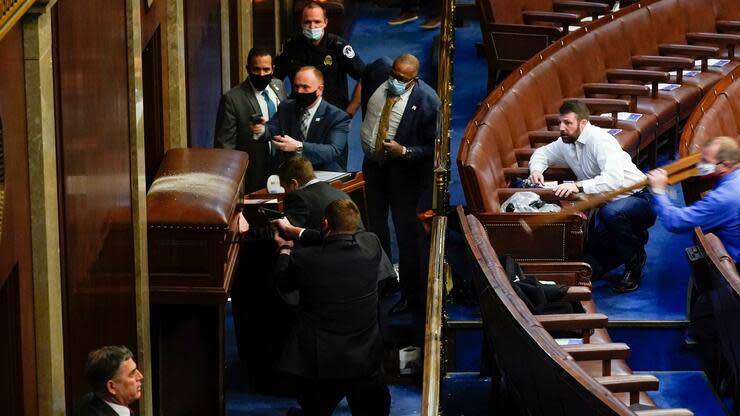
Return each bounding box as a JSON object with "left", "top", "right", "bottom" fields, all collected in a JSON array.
[
  {"left": 612, "top": 249, "right": 646, "bottom": 293},
  {"left": 389, "top": 298, "right": 414, "bottom": 315}
]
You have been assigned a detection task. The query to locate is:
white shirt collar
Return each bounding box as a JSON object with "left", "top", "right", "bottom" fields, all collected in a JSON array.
[
  {"left": 302, "top": 97, "right": 322, "bottom": 123},
  {"left": 103, "top": 400, "right": 131, "bottom": 416},
  {"left": 300, "top": 178, "right": 321, "bottom": 189},
  {"left": 574, "top": 122, "right": 596, "bottom": 145}
]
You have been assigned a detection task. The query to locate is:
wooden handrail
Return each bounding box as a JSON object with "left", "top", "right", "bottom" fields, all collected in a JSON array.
[
  {"left": 422, "top": 0, "right": 455, "bottom": 414},
  {"left": 432, "top": 0, "right": 454, "bottom": 213},
  {"left": 0, "top": 0, "right": 36, "bottom": 42},
  {"left": 421, "top": 215, "right": 447, "bottom": 416}
]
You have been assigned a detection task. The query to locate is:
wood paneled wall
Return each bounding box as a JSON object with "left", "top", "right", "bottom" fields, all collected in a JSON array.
[
  {"left": 0, "top": 23, "right": 37, "bottom": 416},
  {"left": 185, "top": 0, "right": 223, "bottom": 148},
  {"left": 52, "top": 0, "right": 138, "bottom": 410}
]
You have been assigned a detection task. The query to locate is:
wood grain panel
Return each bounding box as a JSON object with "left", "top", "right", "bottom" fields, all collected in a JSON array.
[
  {"left": 53, "top": 0, "right": 138, "bottom": 410},
  {"left": 185, "top": 0, "right": 223, "bottom": 148},
  {"left": 0, "top": 22, "right": 37, "bottom": 415}
]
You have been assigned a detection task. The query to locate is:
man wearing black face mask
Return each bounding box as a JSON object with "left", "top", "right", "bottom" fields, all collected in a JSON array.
[
  {"left": 251, "top": 66, "right": 350, "bottom": 172},
  {"left": 215, "top": 47, "right": 287, "bottom": 193}
]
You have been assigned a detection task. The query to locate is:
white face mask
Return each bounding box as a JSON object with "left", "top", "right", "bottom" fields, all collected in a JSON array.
[
  {"left": 695, "top": 162, "right": 717, "bottom": 177},
  {"left": 303, "top": 27, "right": 324, "bottom": 41}
]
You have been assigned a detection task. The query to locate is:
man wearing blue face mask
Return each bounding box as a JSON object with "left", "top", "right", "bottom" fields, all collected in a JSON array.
[
  {"left": 360, "top": 54, "right": 441, "bottom": 316},
  {"left": 648, "top": 136, "right": 740, "bottom": 262},
  {"left": 274, "top": 2, "right": 365, "bottom": 117}
]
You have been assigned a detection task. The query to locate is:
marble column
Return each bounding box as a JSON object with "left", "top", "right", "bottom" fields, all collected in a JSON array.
[{"left": 166, "top": 0, "right": 187, "bottom": 150}]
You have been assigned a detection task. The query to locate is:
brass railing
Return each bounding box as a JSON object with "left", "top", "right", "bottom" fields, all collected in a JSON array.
[
  {"left": 421, "top": 0, "right": 454, "bottom": 414},
  {"left": 0, "top": 0, "right": 35, "bottom": 41}
]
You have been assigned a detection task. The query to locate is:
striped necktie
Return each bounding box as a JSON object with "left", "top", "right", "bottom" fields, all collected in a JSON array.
[{"left": 299, "top": 109, "right": 311, "bottom": 141}]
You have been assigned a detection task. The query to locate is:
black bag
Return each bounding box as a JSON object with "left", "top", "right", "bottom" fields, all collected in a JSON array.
[{"left": 500, "top": 255, "right": 573, "bottom": 315}]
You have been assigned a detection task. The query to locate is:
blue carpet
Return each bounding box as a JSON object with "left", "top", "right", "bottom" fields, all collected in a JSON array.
[
  {"left": 592, "top": 182, "right": 693, "bottom": 321},
  {"left": 608, "top": 327, "right": 703, "bottom": 371},
  {"left": 441, "top": 373, "right": 494, "bottom": 415},
  {"left": 641, "top": 371, "right": 729, "bottom": 416}
]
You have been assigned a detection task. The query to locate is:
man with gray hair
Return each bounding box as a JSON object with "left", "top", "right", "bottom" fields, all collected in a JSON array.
[
  {"left": 648, "top": 136, "right": 739, "bottom": 262},
  {"left": 74, "top": 345, "right": 143, "bottom": 416}
]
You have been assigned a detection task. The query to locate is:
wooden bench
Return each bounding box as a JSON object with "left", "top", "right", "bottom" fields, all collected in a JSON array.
[
  {"left": 461, "top": 210, "right": 695, "bottom": 415},
  {"left": 459, "top": 0, "right": 740, "bottom": 260},
  {"left": 678, "top": 65, "right": 740, "bottom": 203},
  {"left": 476, "top": 0, "right": 614, "bottom": 89},
  {"left": 691, "top": 227, "right": 739, "bottom": 411}
]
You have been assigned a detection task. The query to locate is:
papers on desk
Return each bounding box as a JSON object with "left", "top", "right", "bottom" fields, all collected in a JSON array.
[
  {"left": 670, "top": 70, "right": 700, "bottom": 78},
  {"left": 695, "top": 59, "right": 731, "bottom": 69},
  {"left": 568, "top": 25, "right": 584, "bottom": 33},
  {"left": 601, "top": 112, "right": 642, "bottom": 122},
  {"left": 556, "top": 338, "right": 584, "bottom": 346},
  {"left": 314, "top": 170, "right": 352, "bottom": 183},
  {"left": 541, "top": 181, "right": 558, "bottom": 189},
  {"left": 242, "top": 198, "right": 278, "bottom": 205},
  {"left": 607, "top": 128, "right": 623, "bottom": 136}
]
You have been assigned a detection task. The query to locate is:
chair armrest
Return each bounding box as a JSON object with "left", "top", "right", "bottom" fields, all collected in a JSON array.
[
  {"left": 716, "top": 20, "right": 740, "bottom": 33},
  {"left": 522, "top": 11, "right": 580, "bottom": 34},
  {"left": 635, "top": 409, "right": 695, "bottom": 416},
  {"left": 562, "top": 286, "right": 592, "bottom": 302},
  {"left": 565, "top": 98, "right": 631, "bottom": 120},
  {"left": 553, "top": 1, "right": 610, "bottom": 19},
  {"left": 606, "top": 69, "right": 670, "bottom": 99},
  {"left": 520, "top": 261, "right": 592, "bottom": 286},
  {"left": 659, "top": 43, "right": 720, "bottom": 71},
  {"left": 687, "top": 32, "right": 740, "bottom": 59},
  {"left": 528, "top": 130, "right": 562, "bottom": 146},
  {"left": 583, "top": 82, "right": 651, "bottom": 105},
  {"left": 563, "top": 342, "right": 629, "bottom": 375},
  {"left": 502, "top": 166, "right": 578, "bottom": 181},
  {"left": 486, "top": 22, "right": 563, "bottom": 38},
  {"left": 545, "top": 114, "right": 616, "bottom": 128},
  {"left": 632, "top": 55, "right": 695, "bottom": 83},
  {"left": 595, "top": 374, "right": 659, "bottom": 404},
  {"left": 536, "top": 313, "right": 608, "bottom": 332},
  {"left": 514, "top": 148, "right": 535, "bottom": 163}
]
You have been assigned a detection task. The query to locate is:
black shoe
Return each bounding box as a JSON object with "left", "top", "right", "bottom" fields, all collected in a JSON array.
[
  {"left": 389, "top": 298, "right": 412, "bottom": 315},
  {"left": 612, "top": 251, "right": 645, "bottom": 293}
]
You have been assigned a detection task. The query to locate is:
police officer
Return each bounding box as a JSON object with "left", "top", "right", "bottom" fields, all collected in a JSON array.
[{"left": 274, "top": 1, "right": 365, "bottom": 116}]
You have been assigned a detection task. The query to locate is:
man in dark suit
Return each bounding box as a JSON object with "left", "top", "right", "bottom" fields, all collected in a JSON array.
[
  {"left": 279, "top": 156, "right": 350, "bottom": 230},
  {"left": 274, "top": 199, "right": 390, "bottom": 416},
  {"left": 360, "top": 54, "right": 440, "bottom": 314},
  {"left": 74, "top": 345, "right": 143, "bottom": 416},
  {"left": 251, "top": 66, "right": 350, "bottom": 172},
  {"left": 214, "top": 47, "right": 287, "bottom": 193}
]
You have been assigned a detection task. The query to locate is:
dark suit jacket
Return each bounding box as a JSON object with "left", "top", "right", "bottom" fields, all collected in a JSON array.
[
  {"left": 361, "top": 57, "right": 441, "bottom": 164},
  {"left": 74, "top": 393, "right": 120, "bottom": 416},
  {"left": 275, "top": 231, "right": 385, "bottom": 379},
  {"left": 262, "top": 98, "right": 350, "bottom": 172},
  {"left": 283, "top": 181, "right": 351, "bottom": 229},
  {"left": 214, "top": 78, "right": 287, "bottom": 193}
]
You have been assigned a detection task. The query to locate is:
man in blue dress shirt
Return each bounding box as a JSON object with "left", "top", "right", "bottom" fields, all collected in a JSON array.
[{"left": 648, "top": 136, "right": 739, "bottom": 262}]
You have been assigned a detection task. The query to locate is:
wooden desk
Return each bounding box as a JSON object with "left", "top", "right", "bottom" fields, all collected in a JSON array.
[{"left": 243, "top": 171, "right": 368, "bottom": 226}]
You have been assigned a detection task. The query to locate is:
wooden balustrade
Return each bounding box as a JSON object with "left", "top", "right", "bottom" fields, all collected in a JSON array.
[{"left": 0, "top": 0, "right": 35, "bottom": 42}]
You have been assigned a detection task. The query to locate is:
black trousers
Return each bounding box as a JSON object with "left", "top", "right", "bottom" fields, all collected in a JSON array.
[
  {"left": 363, "top": 158, "right": 426, "bottom": 303},
  {"left": 297, "top": 371, "right": 390, "bottom": 416}
]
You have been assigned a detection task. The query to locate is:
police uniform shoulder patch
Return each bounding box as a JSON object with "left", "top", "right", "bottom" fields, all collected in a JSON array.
[{"left": 342, "top": 45, "right": 355, "bottom": 59}]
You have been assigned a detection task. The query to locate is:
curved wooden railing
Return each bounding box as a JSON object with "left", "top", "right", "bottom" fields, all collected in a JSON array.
[
  {"left": 422, "top": 0, "right": 454, "bottom": 414},
  {"left": 0, "top": 0, "right": 35, "bottom": 41},
  {"left": 678, "top": 65, "right": 740, "bottom": 158}
]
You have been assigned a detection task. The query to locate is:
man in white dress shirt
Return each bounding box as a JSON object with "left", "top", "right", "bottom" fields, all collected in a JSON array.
[
  {"left": 528, "top": 100, "right": 656, "bottom": 292},
  {"left": 359, "top": 54, "right": 440, "bottom": 314},
  {"left": 74, "top": 345, "right": 143, "bottom": 416}
]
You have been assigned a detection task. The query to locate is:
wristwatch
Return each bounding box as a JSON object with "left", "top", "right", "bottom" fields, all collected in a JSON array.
[
  {"left": 296, "top": 142, "right": 303, "bottom": 154},
  {"left": 576, "top": 182, "right": 584, "bottom": 192}
]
